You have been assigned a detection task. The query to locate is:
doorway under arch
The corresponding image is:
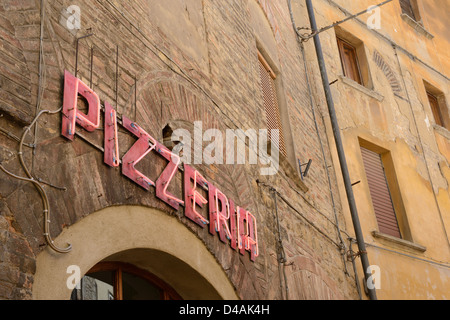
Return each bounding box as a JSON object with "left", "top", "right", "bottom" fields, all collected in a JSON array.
[
  {"left": 32, "top": 206, "right": 238, "bottom": 300},
  {"left": 70, "top": 260, "right": 182, "bottom": 300}
]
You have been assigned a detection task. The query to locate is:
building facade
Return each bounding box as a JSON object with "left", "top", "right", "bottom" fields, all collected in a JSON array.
[
  {"left": 0, "top": 0, "right": 448, "bottom": 300},
  {"left": 292, "top": 0, "right": 450, "bottom": 299}
]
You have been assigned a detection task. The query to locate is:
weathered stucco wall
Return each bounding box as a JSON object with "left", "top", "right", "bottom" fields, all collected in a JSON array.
[{"left": 294, "top": 0, "right": 449, "bottom": 299}]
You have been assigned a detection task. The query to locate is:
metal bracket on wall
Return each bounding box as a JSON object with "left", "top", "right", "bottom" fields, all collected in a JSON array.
[
  {"left": 75, "top": 33, "right": 94, "bottom": 78},
  {"left": 297, "top": 0, "right": 393, "bottom": 42},
  {"left": 299, "top": 159, "right": 313, "bottom": 180},
  {"left": 351, "top": 180, "right": 361, "bottom": 187}
]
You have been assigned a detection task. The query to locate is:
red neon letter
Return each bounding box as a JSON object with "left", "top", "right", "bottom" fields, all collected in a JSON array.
[
  {"left": 228, "top": 199, "right": 238, "bottom": 250},
  {"left": 237, "top": 208, "right": 259, "bottom": 262},
  {"left": 184, "top": 165, "right": 209, "bottom": 227},
  {"left": 104, "top": 102, "right": 120, "bottom": 167},
  {"left": 121, "top": 116, "right": 157, "bottom": 190},
  {"left": 155, "top": 146, "right": 184, "bottom": 210},
  {"left": 62, "top": 70, "right": 100, "bottom": 141},
  {"left": 208, "top": 185, "right": 232, "bottom": 244}
]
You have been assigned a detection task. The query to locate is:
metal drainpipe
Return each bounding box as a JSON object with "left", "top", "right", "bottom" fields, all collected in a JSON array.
[{"left": 304, "top": 0, "right": 377, "bottom": 300}]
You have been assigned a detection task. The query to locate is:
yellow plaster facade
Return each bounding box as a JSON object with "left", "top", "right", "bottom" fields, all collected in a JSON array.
[{"left": 295, "top": 0, "right": 449, "bottom": 299}]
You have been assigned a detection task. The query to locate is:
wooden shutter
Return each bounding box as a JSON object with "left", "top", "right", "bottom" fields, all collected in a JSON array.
[
  {"left": 427, "top": 92, "right": 444, "bottom": 127},
  {"left": 336, "top": 37, "right": 363, "bottom": 85},
  {"left": 399, "top": 0, "right": 417, "bottom": 20},
  {"left": 258, "top": 52, "right": 287, "bottom": 157},
  {"left": 361, "top": 147, "right": 402, "bottom": 238}
]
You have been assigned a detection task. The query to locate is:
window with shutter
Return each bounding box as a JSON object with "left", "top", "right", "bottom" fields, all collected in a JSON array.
[
  {"left": 360, "top": 147, "right": 402, "bottom": 238},
  {"left": 258, "top": 51, "right": 287, "bottom": 157},
  {"left": 336, "top": 37, "right": 363, "bottom": 86}
]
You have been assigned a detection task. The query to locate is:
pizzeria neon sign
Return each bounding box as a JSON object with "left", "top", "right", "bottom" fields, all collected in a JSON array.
[{"left": 61, "top": 71, "right": 259, "bottom": 261}]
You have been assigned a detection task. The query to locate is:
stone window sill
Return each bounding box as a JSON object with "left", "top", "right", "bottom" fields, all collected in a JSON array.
[
  {"left": 371, "top": 230, "right": 427, "bottom": 253},
  {"left": 264, "top": 141, "right": 309, "bottom": 193},
  {"left": 339, "top": 75, "right": 384, "bottom": 102},
  {"left": 279, "top": 151, "right": 309, "bottom": 193},
  {"left": 433, "top": 124, "right": 450, "bottom": 139},
  {"left": 400, "top": 14, "right": 434, "bottom": 40}
]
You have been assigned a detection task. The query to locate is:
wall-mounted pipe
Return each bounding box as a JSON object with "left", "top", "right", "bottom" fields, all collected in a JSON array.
[
  {"left": 287, "top": 0, "right": 349, "bottom": 276},
  {"left": 304, "top": 0, "right": 377, "bottom": 300}
]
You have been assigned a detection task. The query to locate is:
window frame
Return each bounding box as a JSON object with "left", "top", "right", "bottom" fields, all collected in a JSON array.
[
  {"left": 399, "top": 0, "right": 421, "bottom": 23},
  {"left": 423, "top": 80, "right": 449, "bottom": 131},
  {"left": 427, "top": 91, "right": 444, "bottom": 128},
  {"left": 360, "top": 146, "right": 402, "bottom": 239},
  {"left": 336, "top": 37, "right": 364, "bottom": 86},
  {"left": 73, "top": 261, "right": 182, "bottom": 300},
  {"left": 358, "top": 139, "right": 413, "bottom": 242},
  {"left": 399, "top": 0, "right": 434, "bottom": 39},
  {"left": 257, "top": 50, "right": 288, "bottom": 158}
]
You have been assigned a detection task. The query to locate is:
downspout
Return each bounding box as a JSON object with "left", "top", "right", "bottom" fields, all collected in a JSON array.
[{"left": 304, "top": 0, "right": 377, "bottom": 300}]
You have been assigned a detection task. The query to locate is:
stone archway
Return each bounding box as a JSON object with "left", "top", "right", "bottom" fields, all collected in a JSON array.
[{"left": 32, "top": 205, "right": 239, "bottom": 300}]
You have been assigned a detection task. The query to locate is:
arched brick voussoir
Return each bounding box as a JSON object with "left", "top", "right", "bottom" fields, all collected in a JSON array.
[{"left": 135, "top": 69, "right": 224, "bottom": 136}]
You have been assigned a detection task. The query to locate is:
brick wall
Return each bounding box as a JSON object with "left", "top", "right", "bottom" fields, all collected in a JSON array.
[{"left": 0, "top": 0, "right": 359, "bottom": 300}]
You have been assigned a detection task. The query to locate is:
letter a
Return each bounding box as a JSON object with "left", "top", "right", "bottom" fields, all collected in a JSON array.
[{"left": 367, "top": 6, "right": 381, "bottom": 30}]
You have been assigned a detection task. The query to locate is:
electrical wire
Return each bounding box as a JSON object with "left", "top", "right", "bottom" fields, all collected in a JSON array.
[
  {"left": 324, "top": 0, "right": 449, "bottom": 82},
  {"left": 0, "top": 108, "right": 72, "bottom": 254},
  {"left": 258, "top": 180, "right": 342, "bottom": 249},
  {"left": 298, "top": 0, "right": 394, "bottom": 41},
  {"left": 393, "top": 45, "right": 450, "bottom": 247},
  {"left": 0, "top": 0, "right": 70, "bottom": 254},
  {"left": 22, "top": 108, "right": 71, "bottom": 253},
  {"left": 95, "top": 0, "right": 274, "bottom": 167},
  {"left": 0, "top": 127, "right": 34, "bottom": 148},
  {"left": 270, "top": 187, "right": 289, "bottom": 300},
  {"left": 353, "top": 238, "right": 450, "bottom": 269},
  {"left": 347, "top": 238, "right": 363, "bottom": 300},
  {"left": 33, "top": 0, "right": 47, "bottom": 164},
  {"left": 288, "top": 0, "right": 349, "bottom": 274}
]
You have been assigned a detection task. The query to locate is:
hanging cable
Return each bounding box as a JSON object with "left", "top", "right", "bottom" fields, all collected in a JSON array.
[
  {"left": 21, "top": 108, "right": 72, "bottom": 253},
  {"left": 269, "top": 187, "right": 290, "bottom": 300},
  {"left": 297, "top": 0, "right": 393, "bottom": 41},
  {"left": 0, "top": 108, "right": 72, "bottom": 254},
  {"left": 304, "top": 0, "right": 377, "bottom": 299},
  {"left": 95, "top": 0, "right": 273, "bottom": 168},
  {"left": 288, "top": 0, "right": 349, "bottom": 275},
  {"left": 32, "top": 0, "right": 47, "bottom": 166},
  {"left": 0, "top": 0, "right": 70, "bottom": 254},
  {"left": 347, "top": 238, "right": 363, "bottom": 300},
  {"left": 393, "top": 45, "right": 449, "bottom": 247},
  {"left": 258, "top": 180, "right": 342, "bottom": 249}
]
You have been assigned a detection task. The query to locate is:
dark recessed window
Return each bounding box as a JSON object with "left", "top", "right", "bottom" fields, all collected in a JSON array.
[
  {"left": 70, "top": 262, "right": 182, "bottom": 300},
  {"left": 399, "top": 0, "right": 421, "bottom": 22},
  {"left": 424, "top": 81, "right": 449, "bottom": 131},
  {"left": 427, "top": 92, "right": 445, "bottom": 128}
]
